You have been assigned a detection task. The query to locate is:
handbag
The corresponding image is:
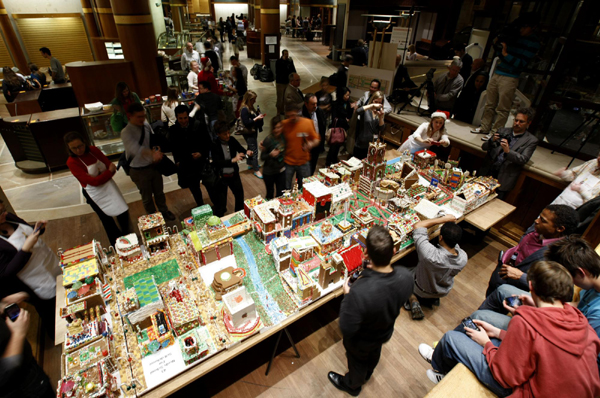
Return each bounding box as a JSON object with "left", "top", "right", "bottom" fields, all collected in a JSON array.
[
  {"left": 201, "top": 157, "right": 220, "bottom": 188},
  {"left": 234, "top": 118, "right": 251, "bottom": 135},
  {"left": 326, "top": 118, "right": 347, "bottom": 145}
]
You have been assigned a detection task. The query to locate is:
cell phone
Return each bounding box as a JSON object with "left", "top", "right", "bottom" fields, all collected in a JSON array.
[
  {"left": 462, "top": 316, "right": 480, "bottom": 331},
  {"left": 4, "top": 303, "right": 20, "bottom": 322},
  {"left": 504, "top": 296, "right": 523, "bottom": 308},
  {"left": 34, "top": 224, "right": 46, "bottom": 235}
]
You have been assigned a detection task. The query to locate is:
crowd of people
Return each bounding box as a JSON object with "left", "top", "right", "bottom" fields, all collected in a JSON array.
[{"left": 3, "top": 10, "right": 600, "bottom": 398}]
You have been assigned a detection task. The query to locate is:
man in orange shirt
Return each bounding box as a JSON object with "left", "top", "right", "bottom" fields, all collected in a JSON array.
[{"left": 282, "top": 103, "right": 320, "bottom": 190}]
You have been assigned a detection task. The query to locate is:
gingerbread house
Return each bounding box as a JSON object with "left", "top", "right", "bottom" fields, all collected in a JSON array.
[
  {"left": 63, "top": 335, "right": 114, "bottom": 376},
  {"left": 223, "top": 286, "right": 257, "bottom": 329},
  {"left": 191, "top": 204, "right": 213, "bottom": 230},
  {"left": 271, "top": 237, "right": 292, "bottom": 272},
  {"left": 138, "top": 213, "right": 170, "bottom": 256},
  {"left": 62, "top": 258, "right": 103, "bottom": 287},
  {"left": 319, "top": 168, "right": 340, "bottom": 186},
  {"left": 338, "top": 244, "right": 364, "bottom": 275},
  {"left": 330, "top": 182, "right": 353, "bottom": 215},
  {"left": 135, "top": 309, "right": 176, "bottom": 357},
  {"left": 178, "top": 329, "right": 209, "bottom": 366},
  {"left": 60, "top": 240, "right": 106, "bottom": 270},
  {"left": 351, "top": 207, "right": 375, "bottom": 229},
  {"left": 290, "top": 199, "right": 313, "bottom": 230},
  {"left": 302, "top": 180, "right": 332, "bottom": 221},
  {"left": 342, "top": 157, "right": 364, "bottom": 187},
  {"left": 212, "top": 266, "right": 244, "bottom": 300},
  {"left": 187, "top": 216, "right": 233, "bottom": 266},
  {"left": 296, "top": 267, "right": 320, "bottom": 301},
  {"left": 318, "top": 255, "right": 343, "bottom": 289},
  {"left": 57, "top": 359, "right": 118, "bottom": 398},
  {"left": 161, "top": 280, "right": 201, "bottom": 337},
  {"left": 115, "top": 233, "right": 142, "bottom": 264},
  {"left": 310, "top": 220, "right": 344, "bottom": 255},
  {"left": 413, "top": 149, "right": 437, "bottom": 170},
  {"left": 243, "top": 196, "right": 265, "bottom": 219}
]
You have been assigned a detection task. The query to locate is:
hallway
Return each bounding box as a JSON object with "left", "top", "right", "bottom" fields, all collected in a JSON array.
[{"left": 0, "top": 35, "right": 337, "bottom": 221}]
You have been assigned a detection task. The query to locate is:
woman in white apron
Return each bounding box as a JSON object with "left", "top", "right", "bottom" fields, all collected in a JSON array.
[
  {"left": 64, "top": 132, "right": 130, "bottom": 246},
  {"left": 0, "top": 200, "right": 60, "bottom": 339}
]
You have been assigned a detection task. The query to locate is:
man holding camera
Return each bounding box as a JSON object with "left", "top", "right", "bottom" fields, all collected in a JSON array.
[
  {"left": 328, "top": 226, "right": 412, "bottom": 396},
  {"left": 471, "top": 13, "right": 540, "bottom": 140},
  {"left": 479, "top": 107, "right": 538, "bottom": 200}
]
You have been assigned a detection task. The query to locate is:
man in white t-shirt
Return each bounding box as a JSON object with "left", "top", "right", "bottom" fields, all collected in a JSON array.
[{"left": 181, "top": 42, "right": 200, "bottom": 72}]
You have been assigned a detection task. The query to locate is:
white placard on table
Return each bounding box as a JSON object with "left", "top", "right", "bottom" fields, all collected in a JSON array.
[
  {"left": 142, "top": 345, "right": 186, "bottom": 389},
  {"left": 390, "top": 27, "right": 412, "bottom": 45}
]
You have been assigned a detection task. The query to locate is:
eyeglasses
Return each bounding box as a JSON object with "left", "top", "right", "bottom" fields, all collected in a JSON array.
[{"left": 69, "top": 144, "right": 86, "bottom": 151}]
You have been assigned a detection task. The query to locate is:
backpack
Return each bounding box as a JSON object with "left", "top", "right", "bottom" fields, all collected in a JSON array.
[{"left": 259, "top": 66, "right": 274, "bottom": 82}]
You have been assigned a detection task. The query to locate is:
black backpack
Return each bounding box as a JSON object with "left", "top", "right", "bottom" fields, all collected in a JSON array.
[
  {"left": 250, "top": 63, "right": 261, "bottom": 80},
  {"left": 259, "top": 66, "right": 274, "bottom": 82}
]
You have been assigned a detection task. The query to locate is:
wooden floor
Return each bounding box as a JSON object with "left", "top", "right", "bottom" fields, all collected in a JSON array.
[{"left": 39, "top": 166, "right": 509, "bottom": 397}]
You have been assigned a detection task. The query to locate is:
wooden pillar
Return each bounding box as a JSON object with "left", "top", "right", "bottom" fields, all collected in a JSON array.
[
  {"left": 209, "top": 1, "right": 215, "bottom": 23},
  {"left": 260, "top": 0, "right": 279, "bottom": 65},
  {"left": 248, "top": 0, "right": 254, "bottom": 26},
  {"left": 171, "top": 0, "right": 186, "bottom": 31},
  {"left": 110, "top": 0, "right": 163, "bottom": 98},
  {"left": 255, "top": 0, "right": 261, "bottom": 30},
  {"left": 81, "top": 0, "right": 109, "bottom": 60},
  {"left": 96, "top": 0, "right": 118, "bottom": 38},
  {"left": 0, "top": 0, "right": 29, "bottom": 74}
]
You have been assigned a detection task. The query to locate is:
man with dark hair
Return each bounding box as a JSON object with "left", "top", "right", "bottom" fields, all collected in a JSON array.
[
  {"left": 189, "top": 80, "right": 223, "bottom": 140},
  {"left": 418, "top": 260, "right": 600, "bottom": 397},
  {"left": 471, "top": 12, "right": 540, "bottom": 138},
  {"left": 121, "top": 103, "right": 175, "bottom": 220},
  {"left": 203, "top": 41, "right": 220, "bottom": 72},
  {"left": 480, "top": 107, "right": 538, "bottom": 199},
  {"left": 276, "top": 50, "right": 297, "bottom": 115},
  {"left": 403, "top": 214, "right": 468, "bottom": 319},
  {"left": 169, "top": 105, "right": 216, "bottom": 207},
  {"left": 229, "top": 55, "right": 248, "bottom": 81},
  {"left": 302, "top": 93, "right": 326, "bottom": 175},
  {"left": 351, "top": 39, "right": 368, "bottom": 66},
  {"left": 356, "top": 79, "right": 392, "bottom": 115},
  {"left": 328, "top": 226, "right": 413, "bottom": 396},
  {"left": 454, "top": 43, "right": 473, "bottom": 81},
  {"left": 486, "top": 204, "right": 579, "bottom": 295},
  {"left": 39, "top": 47, "right": 65, "bottom": 84},
  {"left": 330, "top": 55, "right": 353, "bottom": 88}
]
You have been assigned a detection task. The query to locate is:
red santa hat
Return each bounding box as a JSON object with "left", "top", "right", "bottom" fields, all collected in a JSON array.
[
  {"left": 431, "top": 110, "right": 449, "bottom": 120},
  {"left": 200, "top": 57, "right": 210, "bottom": 67}
]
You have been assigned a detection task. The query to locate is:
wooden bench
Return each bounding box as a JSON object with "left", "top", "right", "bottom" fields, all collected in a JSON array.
[{"left": 425, "top": 363, "right": 497, "bottom": 398}]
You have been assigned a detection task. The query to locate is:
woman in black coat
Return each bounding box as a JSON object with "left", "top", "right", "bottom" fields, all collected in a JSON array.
[
  {"left": 210, "top": 121, "right": 253, "bottom": 217},
  {"left": 453, "top": 71, "right": 488, "bottom": 124}
]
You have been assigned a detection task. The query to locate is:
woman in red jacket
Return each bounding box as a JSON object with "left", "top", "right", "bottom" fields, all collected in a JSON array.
[
  {"left": 419, "top": 261, "right": 600, "bottom": 397},
  {"left": 64, "top": 132, "right": 130, "bottom": 246}
]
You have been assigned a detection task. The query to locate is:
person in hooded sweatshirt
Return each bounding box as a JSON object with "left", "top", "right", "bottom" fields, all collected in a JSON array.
[{"left": 418, "top": 260, "right": 600, "bottom": 398}]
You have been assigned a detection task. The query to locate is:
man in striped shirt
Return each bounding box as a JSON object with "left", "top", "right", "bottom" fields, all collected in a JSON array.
[{"left": 471, "top": 13, "right": 540, "bottom": 140}]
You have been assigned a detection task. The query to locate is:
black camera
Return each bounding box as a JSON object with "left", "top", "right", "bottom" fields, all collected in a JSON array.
[
  {"left": 425, "top": 68, "right": 436, "bottom": 82},
  {"left": 497, "top": 131, "right": 512, "bottom": 142}
]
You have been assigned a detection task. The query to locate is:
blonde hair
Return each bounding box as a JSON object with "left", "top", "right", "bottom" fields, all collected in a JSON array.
[
  {"left": 240, "top": 90, "right": 258, "bottom": 112},
  {"left": 367, "top": 91, "right": 384, "bottom": 120},
  {"left": 427, "top": 116, "right": 446, "bottom": 138}
]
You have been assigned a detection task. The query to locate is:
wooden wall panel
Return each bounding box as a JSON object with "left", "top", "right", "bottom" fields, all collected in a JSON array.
[
  {"left": 14, "top": 16, "right": 93, "bottom": 69},
  {"left": 0, "top": 34, "right": 13, "bottom": 78}
]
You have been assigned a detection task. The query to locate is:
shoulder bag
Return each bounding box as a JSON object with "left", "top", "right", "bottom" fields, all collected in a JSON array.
[{"left": 326, "top": 118, "right": 347, "bottom": 145}]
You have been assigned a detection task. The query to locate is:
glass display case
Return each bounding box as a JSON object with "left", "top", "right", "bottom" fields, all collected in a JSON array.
[
  {"left": 80, "top": 109, "right": 125, "bottom": 156},
  {"left": 157, "top": 31, "right": 191, "bottom": 53}
]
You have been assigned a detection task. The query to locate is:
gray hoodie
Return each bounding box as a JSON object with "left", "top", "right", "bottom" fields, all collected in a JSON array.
[{"left": 412, "top": 227, "right": 468, "bottom": 298}]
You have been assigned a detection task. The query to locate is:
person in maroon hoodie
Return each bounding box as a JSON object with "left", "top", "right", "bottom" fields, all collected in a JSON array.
[{"left": 418, "top": 260, "right": 600, "bottom": 397}]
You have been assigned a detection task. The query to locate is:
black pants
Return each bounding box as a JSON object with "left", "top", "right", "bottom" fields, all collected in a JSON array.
[
  {"left": 263, "top": 171, "right": 286, "bottom": 200},
  {"left": 188, "top": 180, "right": 205, "bottom": 207},
  {"left": 82, "top": 189, "right": 131, "bottom": 246},
  {"left": 326, "top": 144, "right": 342, "bottom": 166},
  {"left": 353, "top": 146, "right": 368, "bottom": 160},
  {"left": 343, "top": 339, "right": 383, "bottom": 389},
  {"left": 214, "top": 173, "right": 244, "bottom": 217},
  {"left": 310, "top": 146, "right": 322, "bottom": 176}
]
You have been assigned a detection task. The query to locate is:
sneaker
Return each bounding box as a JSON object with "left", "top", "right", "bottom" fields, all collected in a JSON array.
[
  {"left": 426, "top": 369, "right": 444, "bottom": 384},
  {"left": 163, "top": 211, "right": 177, "bottom": 221},
  {"left": 470, "top": 127, "right": 484, "bottom": 134},
  {"left": 418, "top": 343, "right": 434, "bottom": 364},
  {"left": 481, "top": 133, "right": 493, "bottom": 141},
  {"left": 254, "top": 171, "right": 263, "bottom": 179}
]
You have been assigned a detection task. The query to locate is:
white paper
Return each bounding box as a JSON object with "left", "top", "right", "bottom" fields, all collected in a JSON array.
[
  {"left": 265, "top": 36, "right": 277, "bottom": 45},
  {"left": 269, "top": 45, "right": 275, "bottom": 53},
  {"left": 390, "top": 27, "right": 411, "bottom": 45},
  {"left": 141, "top": 345, "right": 186, "bottom": 389}
]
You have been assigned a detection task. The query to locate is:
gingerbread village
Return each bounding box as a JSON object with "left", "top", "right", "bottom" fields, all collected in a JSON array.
[{"left": 54, "top": 141, "right": 500, "bottom": 397}]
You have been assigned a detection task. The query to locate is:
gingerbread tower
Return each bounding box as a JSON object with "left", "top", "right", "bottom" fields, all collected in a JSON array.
[{"left": 359, "top": 140, "right": 386, "bottom": 194}]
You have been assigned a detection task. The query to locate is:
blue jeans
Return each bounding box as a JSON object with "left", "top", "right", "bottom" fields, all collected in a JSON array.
[
  {"left": 455, "top": 285, "right": 528, "bottom": 333},
  {"left": 245, "top": 133, "right": 259, "bottom": 171},
  {"left": 432, "top": 331, "right": 512, "bottom": 397},
  {"left": 284, "top": 162, "right": 310, "bottom": 190}
]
